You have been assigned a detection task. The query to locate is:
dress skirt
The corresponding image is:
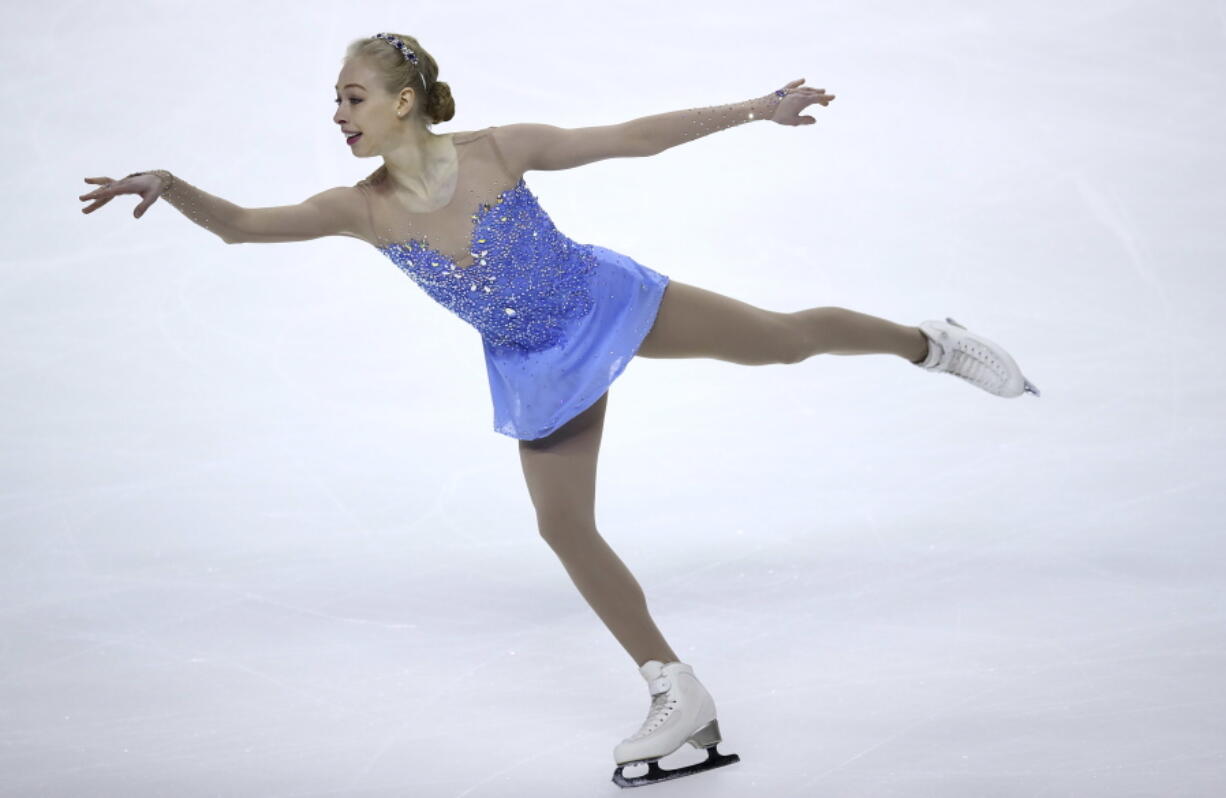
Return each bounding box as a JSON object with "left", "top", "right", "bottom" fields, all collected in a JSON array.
[{"left": 481, "top": 244, "right": 670, "bottom": 440}]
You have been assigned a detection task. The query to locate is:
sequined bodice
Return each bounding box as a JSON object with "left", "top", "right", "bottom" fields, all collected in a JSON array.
[{"left": 358, "top": 128, "right": 596, "bottom": 353}]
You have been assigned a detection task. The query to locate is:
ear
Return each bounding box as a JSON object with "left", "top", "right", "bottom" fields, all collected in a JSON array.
[{"left": 398, "top": 87, "right": 418, "bottom": 115}]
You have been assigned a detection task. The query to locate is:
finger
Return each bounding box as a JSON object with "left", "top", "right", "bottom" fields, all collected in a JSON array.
[{"left": 80, "top": 178, "right": 122, "bottom": 199}]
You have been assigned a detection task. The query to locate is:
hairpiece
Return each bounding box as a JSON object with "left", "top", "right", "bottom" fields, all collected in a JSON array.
[{"left": 372, "top": 33, "right": 430, "bottom": 97}]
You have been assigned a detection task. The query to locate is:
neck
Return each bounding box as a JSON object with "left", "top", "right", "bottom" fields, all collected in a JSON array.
[{"left": 382, "top": 126, "right": 453, "bottom": 196}]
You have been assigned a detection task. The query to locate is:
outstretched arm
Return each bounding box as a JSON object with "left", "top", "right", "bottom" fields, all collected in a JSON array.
[
  {"left": 223, "top": 186, "right": 364, "bottom": 244},
  {"left": 627, "top": 93, "right": 781, "bottom": 156},
  {"left": 628, "top": 79, "right": 833, "bottom": 155},
  {"left": 80, "top": 170, "right": 246, "bottom": 244},
  {"left": 493, "top": 95, "right": 778, "bottom": 173},
  {"left": 79, "top": 170, "right": 363, "bottom": 245},
  {"left": 153, "top": 171, "right": 363, "bottom": 244},
  {"left": 494, "top": 79, "right": 833, "bottom": 172}
]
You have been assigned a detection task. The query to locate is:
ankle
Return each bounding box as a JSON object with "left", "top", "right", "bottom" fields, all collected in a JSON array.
[{"left": 908, "top": 329, "right": 930, "bottom": 364}]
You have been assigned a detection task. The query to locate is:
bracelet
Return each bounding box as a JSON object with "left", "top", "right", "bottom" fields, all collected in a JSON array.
[{"left": 125, "top": 169, "right": 176, "bottom": 195}]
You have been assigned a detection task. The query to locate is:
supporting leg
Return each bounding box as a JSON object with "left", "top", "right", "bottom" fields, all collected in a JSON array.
[{"left": 519, "top": 392, "right": 680, "bottom": 668}]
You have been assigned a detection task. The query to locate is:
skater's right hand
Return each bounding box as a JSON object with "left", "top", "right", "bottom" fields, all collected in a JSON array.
[{"left": 79, "top": 174, "right": 164, "bottom": 219}]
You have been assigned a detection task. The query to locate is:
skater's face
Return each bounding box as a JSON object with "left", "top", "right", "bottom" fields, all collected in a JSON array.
[{"left": 333, "top": 58, "right": 424, "bottom": 155}]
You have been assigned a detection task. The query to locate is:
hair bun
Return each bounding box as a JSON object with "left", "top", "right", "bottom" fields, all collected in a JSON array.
[
  {"left": 348, "top": 34, "right": 455, "bottom": 126},
  {"left": 428, "top": 79, "right": 456, "bottom": 125}
]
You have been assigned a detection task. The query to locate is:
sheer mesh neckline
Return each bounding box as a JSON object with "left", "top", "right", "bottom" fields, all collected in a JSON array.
[
  {"left": 365, "top": 128, "right": 524, "bottom": 270},
  {"left": 380, "top": 133, "right": 463, "bottom": 216}
]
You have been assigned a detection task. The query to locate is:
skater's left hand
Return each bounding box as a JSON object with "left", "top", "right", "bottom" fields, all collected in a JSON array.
[{"left": 769, "top": 78, "right": 835, "bottom": 126}]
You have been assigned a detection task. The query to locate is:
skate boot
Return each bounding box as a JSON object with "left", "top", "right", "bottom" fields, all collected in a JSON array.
[
  {"left": 914, "top": 317, "right": 1040, "bottom": 398},
  {"left": 612, "top": 660, "right": 740, "bottom": 788}
]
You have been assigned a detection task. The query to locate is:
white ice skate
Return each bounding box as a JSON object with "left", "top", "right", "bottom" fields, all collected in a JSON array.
[
  {"left": 612, "top": 660, "right": 740, "bottom": 788},
  {"left": 914, "top": 317, "right": 1041, "bottom": 398}
]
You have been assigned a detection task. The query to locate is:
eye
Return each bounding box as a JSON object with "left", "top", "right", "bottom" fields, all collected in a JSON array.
[{"left": 334, "top": 97, "right": 363, "bottom": 105}]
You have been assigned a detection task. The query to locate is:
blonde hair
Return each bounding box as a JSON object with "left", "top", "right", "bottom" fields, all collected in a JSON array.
[{"left": 344, "top": 34, "right": 455, "bottom": 126}]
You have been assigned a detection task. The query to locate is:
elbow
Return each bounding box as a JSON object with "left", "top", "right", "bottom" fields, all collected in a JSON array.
[
  {"left": 621, "top": 121, "right": 656, "bottom": 158},
  {"left": 221, "top": 210, "right": 247, "bottom": 244}
]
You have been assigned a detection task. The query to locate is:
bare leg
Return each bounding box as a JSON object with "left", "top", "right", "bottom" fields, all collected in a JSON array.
[
  {"left": 792, "top": 306, "right": 930, "bottom": 361},
  {"left": 519, "top": 392, "right": 679, "bottom": 668},
  {"left": 514, "top": 281, "right": 924, "bottom": 668},
  {"left": 636, "top": 280, "right": 929, "bottom": 364}
]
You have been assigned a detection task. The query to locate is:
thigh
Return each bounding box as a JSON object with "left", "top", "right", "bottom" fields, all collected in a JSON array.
[
  {"left": 518, "top": 391, "right": 608, "bottom": 529},
  {"left": 635, "top": 279, "right": 795, "bottom": 363}
]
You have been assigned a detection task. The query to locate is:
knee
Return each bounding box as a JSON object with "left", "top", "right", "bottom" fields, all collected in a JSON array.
[
  {"left": 536, "top": 512, "right": 598, "bottom": 550},
  {"left": 781, "top": 306, "right": 846, "bottom": 363},
  {"left": 777, "top": 310, "right": 815, "bottom": 365}
]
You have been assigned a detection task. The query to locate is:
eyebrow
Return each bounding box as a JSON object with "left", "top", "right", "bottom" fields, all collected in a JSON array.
[{"left": 334, "top": 83, "right": 366, "bottom": 90}]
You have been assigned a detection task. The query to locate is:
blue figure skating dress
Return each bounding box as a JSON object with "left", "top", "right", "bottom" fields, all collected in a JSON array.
[{"left": 355, "top": 126, "right": 670, "bottom": 441}]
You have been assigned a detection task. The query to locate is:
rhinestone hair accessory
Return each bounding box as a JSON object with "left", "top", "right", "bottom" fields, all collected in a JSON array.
[{"left": 373, "top": 33, "right": 430, "bottom": 97}]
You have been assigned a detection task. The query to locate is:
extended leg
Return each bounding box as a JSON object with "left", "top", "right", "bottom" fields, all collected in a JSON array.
[
  {"left": 791, "top": 306, "right": 930, "bottom": 361},
  {"left": 636, "top": 280, "right": 928, "bottom": 364},
  {"left": 518, "top": 392, "right": 680, "bottom": 668}
]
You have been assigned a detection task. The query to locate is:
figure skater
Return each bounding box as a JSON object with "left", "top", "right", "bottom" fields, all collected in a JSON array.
[{"left": 78, "top": 31, "right": 1039, "bottom": 789}]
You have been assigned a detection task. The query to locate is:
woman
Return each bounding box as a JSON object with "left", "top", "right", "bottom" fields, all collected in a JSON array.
[{"left": 78, "top": 31, "right": 1039, "bottom": 789}]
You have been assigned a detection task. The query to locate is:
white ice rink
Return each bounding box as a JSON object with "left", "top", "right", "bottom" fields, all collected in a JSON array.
[{"left": 5, "top": 0, "right": 1224, "bottom": 795}]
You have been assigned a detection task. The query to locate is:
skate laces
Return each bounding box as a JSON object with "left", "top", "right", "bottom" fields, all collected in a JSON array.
[
  {"left": 948, "top": 347, "right": 986, "bottom": 384},
  {"left": 941, "top": 334, "right": 1003, "bottom": 390},
  {"left": 631, "top": 677, "right": 678, "bottom": 739}
]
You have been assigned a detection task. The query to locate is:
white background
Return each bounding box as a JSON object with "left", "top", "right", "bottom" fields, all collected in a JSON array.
[{"left": 4, "top": 0, "right": 1224, "bottom": 795}]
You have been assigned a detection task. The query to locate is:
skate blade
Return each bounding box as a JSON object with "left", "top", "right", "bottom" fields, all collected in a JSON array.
[
  {"left": 1023, "top": 378, "right": 1040, "bottom": 397},
  {"left": 611, "top": 744, "right": 740, "bottom": 788}
]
